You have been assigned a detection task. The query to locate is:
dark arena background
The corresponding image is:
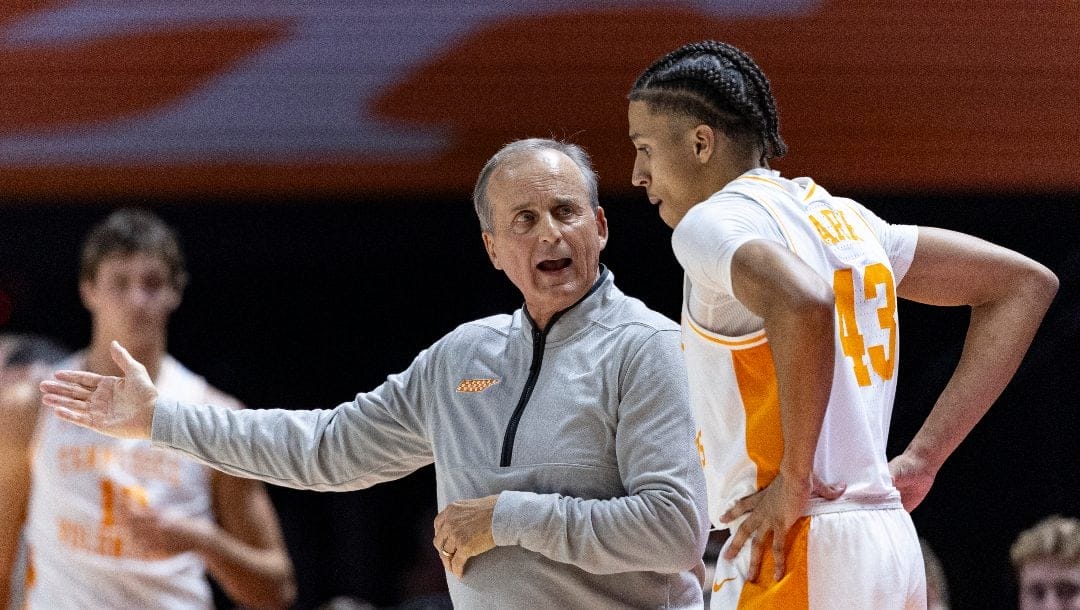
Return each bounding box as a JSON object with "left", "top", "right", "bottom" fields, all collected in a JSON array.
[{"left": 1, "top": 2, "right": 1077, "bottom": 608}]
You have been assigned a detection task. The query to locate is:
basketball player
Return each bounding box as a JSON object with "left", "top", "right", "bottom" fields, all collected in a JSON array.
[
  {"left": 0, "top": 209, "right": 296, "bottom": 609},
  {"left": 1, "top": 333, "right": 68, "bottom": 608},
  {"left": 627, "top": 40, "right": 1058, "bottom": 607}
]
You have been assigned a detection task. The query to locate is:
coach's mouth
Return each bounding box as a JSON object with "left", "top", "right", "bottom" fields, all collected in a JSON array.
[{"left": 537, "top": 258, "right": 572, "bottom": 272}]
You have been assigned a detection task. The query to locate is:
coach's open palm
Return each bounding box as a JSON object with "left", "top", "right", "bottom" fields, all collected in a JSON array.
[{"left": 39, "top": 340, "right": 158, "bottom": 440}]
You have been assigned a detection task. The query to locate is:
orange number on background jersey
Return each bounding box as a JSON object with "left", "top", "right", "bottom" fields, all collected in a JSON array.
[
  {"left": 100, "top": 478, "right": 116, "bottom": 526},
  {"left": 833, "top": 263, "right": 897, "bottom": 386},
  {"left": 99, "top": 477, "right": 150, "bottom": 527}
]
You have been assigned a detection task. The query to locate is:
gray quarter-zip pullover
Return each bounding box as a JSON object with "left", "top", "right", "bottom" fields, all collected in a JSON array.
[{"left": 151, "top": 269, "right": 709, "bottom": 608}]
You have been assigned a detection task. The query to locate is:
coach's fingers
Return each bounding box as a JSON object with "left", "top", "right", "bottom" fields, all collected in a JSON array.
[
  {"left": 439, "top": 550, "right": 452, "bottom": 573},
  {"left": 51, "top": 405, "right": 92, "bottom": 428},
  {"left": 39, "top": 379, "right": 93, "bottom": 402},
  {"left": 110, "top": 341, "right": 149, "bottom": 378},
  {"left": 450, "top": 549, "right": 470, "bottom": 578},
  {"left": 49, "top": 370, "right": 104, "bottom": 390}
]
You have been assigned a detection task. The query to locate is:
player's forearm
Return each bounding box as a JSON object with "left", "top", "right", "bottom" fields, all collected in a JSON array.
[
  {"left": 0, "top": 541, "right": 16, "bottom": 603},
  {"left": 732, "top": 240, "right": 835, "bottom": 484},
  {"left": 905, "top": 265, "right": 1057, "bottom": 470},
  {"left": 195, "top": 530, "right": 296, "bottom": 610},
  {"left": 766, "top": 295, "right": 835, "bottom": 483},
  {"left": 0, "top": 453, "right": 32, "bottom": 602}
]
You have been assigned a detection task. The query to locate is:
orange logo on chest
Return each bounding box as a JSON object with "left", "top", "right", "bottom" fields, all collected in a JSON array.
[{"left": 456, "top": 378, "right": 499, "bottom": 392}]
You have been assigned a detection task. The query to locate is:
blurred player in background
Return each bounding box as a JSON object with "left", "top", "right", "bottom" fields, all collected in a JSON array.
[
  {"left": 1011, "top": 515, "right": 1080, "bottom": 610},
  {"left": 0, "top": 209, "right": 296, "bottom": 609}
]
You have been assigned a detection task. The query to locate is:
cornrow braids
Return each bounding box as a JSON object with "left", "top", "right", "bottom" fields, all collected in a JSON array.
[{"left": 630, "top": 40, "right": 787, "bottom": 163}]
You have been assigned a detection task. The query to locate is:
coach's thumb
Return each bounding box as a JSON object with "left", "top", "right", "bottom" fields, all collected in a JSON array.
[{"left": 110, "top": 341, "right": 147, "bottom": 378}]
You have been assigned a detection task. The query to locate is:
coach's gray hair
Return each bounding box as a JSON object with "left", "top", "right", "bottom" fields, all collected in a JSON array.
[{"left": 472, "top": 138, "right": 600, "bottom": 232}]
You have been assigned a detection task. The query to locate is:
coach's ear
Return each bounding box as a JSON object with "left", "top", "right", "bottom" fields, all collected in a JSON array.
[{"left": 482, "top": 232, "right": 502, "bottom": 270}]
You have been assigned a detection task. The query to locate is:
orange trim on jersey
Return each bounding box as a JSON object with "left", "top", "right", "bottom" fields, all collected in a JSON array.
[
  {"left": 684, "top": 315, "right": 767, "bottom": 349},
  {"left": 731, "top": 343, "right": 783, "bottom": 490},
  {"left": 731, "top": 174, "right": 801, "bottom": 257},
  {"left": 840, "top": 202, "right": 877, "bottom": 239},
  {"left": 740, "top": 174, "right": 817, "bottom": 204},
  {"left": 740, "top": 175, "right": 785, "bottom": 190},
  {"left": 749, "top": 193, "right": 800, "bottom": 256},
  {"left": 736, "top": 516, "right": 811, "bottom": 609}
]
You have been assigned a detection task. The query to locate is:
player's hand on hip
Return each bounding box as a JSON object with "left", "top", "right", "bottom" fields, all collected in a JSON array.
[
  {"left": 721, "top": 472, "right": 812, "bottom": 582},
  {"left": 433, "top": 494, "right": 498, "bottom": 579},
  {"left": 889, "top": 452, "right": 936, "bottom": 512},
  {"left": 39, "top": 340, "right": 157, "bottom": 440},
  {"left": 721, "top": 472, "right": 843, "bottom": 522}
]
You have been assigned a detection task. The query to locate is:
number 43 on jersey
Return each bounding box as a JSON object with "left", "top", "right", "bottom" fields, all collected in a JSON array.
[{"left": 834, "top": 262, "right": 897, "bottom": 387}]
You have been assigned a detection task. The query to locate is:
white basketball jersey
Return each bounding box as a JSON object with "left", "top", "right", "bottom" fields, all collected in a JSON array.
[
  {"left": 25, "top": 354, "right": 216, "bottom": 609},
  {"left": 673, "top": 169, "right": 918, "bottom": 529}
]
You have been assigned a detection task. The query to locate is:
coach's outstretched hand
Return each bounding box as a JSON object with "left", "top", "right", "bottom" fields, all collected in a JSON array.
[{"left": 39, "top": 340, "right": 157, "bottom": 440}]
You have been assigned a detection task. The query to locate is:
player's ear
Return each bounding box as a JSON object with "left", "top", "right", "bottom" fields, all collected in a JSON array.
[
  {"left": 692, "top": 124, "right": 716, "bottom": 163},
  {"left": 78, "top": 277, "right": 97, "bottom": 311}
]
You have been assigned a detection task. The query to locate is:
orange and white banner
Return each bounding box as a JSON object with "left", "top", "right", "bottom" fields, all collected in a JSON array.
[{"left": 1, "top": 1, "right": 1077, "bottom": 200}]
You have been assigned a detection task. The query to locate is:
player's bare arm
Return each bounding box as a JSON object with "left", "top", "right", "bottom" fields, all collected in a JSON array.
[
  {"left": 0, "top": 381, "right": 41, "bottom": 601},
  {"left": 199, "top": 470, "right": 296, "bottom": 609},
  {"left": 721, "top": 238, "right": 835, "bottom": 581},
  {"left": 891, "top": 227, "right": 1058, "bottom": 511}
]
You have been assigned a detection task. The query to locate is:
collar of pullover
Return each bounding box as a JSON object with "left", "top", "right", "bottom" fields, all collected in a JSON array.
[{"left": 520, "top": 265, "right": 615, "bottom": 345}]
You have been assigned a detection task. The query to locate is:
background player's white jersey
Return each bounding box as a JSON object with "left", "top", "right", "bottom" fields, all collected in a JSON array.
[
  {"left": 25, "top": 355, "right": 216, "bottom": 609},
  {"left": 673, "top": 168, "right": 919, "bottom": 530}
]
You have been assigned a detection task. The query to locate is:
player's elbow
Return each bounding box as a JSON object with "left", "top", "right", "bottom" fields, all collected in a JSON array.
[
  {"left": 243, "top": 575, "right": 297, "bottom": 610},
  {"left": 1021, "top": 262, "right": 1059, "bottom": 309},
  {"left": 270, "top": 577, "right": 298, "bottom": 610},
  {"left": 234, "top": 555, "right": 298, "bottom": 610}
]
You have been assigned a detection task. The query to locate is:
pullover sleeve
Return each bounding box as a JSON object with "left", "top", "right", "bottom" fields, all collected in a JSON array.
[
  {"left": 490, "top": 329, "right": 709, "bottom": 574},
  {"left": 150, "top": 349, "right": 436, "bottom": 492}
]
